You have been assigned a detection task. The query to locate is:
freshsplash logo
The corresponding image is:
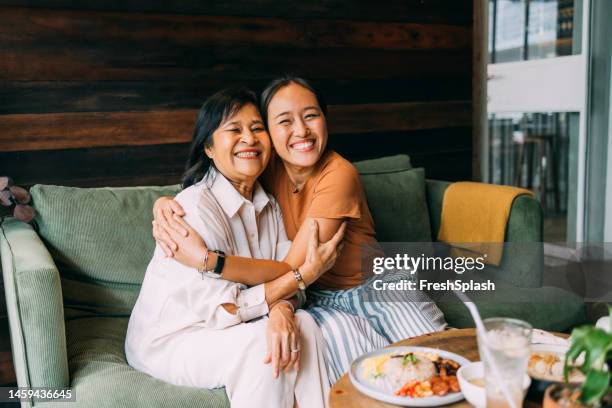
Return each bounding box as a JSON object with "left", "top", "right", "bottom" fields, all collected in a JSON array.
[{"left": 372, "top": 253, "right": 487, "bottom": 275}]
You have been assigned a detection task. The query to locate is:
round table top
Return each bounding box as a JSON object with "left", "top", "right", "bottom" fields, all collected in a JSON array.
[{"left": 329, "top": 328, "right": 544, "bottom": 408}]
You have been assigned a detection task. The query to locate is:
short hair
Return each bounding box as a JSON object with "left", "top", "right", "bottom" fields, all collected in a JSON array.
[{"left": 181, "top": 87, "right": 258, "bottom": 189}]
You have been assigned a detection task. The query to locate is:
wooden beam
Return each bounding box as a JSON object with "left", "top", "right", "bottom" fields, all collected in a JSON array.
[
  {"left": 0, "top": 78, "right": 471, "bottom": 114},
  {"left": 0, "top": 49, "right": 471, "bottom": 83},
  {"left": 0, "top": 110, "right": 197, "bottom": 151},
  {"left": 0, "top": 101, "right": 471, "bottom": 152},
  {"left": 0, "top": 1, "right": 473, "bottom": 25},
  {"left": 329, "top": 101, "right": 471, "bottom": 134},
  {"left": 1, "top": 7, "right": 471, "bottom": 51},
  {"left": 1, "top": 129, "right": 471, "bottom": 188},
  {"left": 472, "top": 0, "right": 487, "bottom": 181},
  {"left": 0, "top": 143, "right": 189, "bottom": 187},
  {"left": 0, "top": 7, "right": 471, "bottom": 81}
]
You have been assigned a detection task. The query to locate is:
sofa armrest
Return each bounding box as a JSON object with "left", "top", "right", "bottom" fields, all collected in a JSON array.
[
  {"left": 0, "top": 218, "right": 69, "bottom": 389},
  {"left": 425, "top": 179, "right": 543, "bottom": 287}
]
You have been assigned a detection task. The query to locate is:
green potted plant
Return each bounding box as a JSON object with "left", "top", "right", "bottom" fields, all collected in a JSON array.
[{"left": 544, "top": 309, "right": 612, "bottom": 407}]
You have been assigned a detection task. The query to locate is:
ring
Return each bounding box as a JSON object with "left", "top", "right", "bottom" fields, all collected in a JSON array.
[{"left": 291, "top": 347, "right": 300, "bottom": 353}]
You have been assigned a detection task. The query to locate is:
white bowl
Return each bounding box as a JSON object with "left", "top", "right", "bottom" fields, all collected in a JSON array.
[{"left": 457, "top": 362, "right": 531, "bottom": 408}]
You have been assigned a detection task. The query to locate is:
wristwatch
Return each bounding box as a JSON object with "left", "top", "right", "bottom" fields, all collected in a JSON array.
[
  {"left": 209, "top": 249, "right": 226, "bottom": 276},
  {"left": 293, "top": 268, "right": 307, "bottom": 291},
  {"left": 198, "top": 249, "right": 226, "bottom": 278}
]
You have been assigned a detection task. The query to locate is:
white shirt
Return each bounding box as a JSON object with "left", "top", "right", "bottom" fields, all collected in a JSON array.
[{"left": 126, "top": 171, "right": 292, "bottom": 363}]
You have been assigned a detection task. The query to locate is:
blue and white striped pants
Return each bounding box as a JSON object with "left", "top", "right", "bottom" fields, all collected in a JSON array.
[{"left": 306, "top": 270, "right": 447, "bottom": 384}]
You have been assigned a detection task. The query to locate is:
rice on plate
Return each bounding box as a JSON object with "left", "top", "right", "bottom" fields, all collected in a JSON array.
[{"left": 361, "top": 350, "right": 461, "bottom": 398}]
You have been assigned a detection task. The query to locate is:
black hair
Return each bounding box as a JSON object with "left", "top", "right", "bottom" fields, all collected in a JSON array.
[
  {"left": 181, "top": 87, "right": 258, "bottom": 189},
  {"left": 259, "top": 75, "right": 327, "bottom": 126}
]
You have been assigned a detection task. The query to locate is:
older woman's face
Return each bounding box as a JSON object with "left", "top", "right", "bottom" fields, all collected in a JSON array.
[
  {"left": 266, "top": 83, "right": 327, "bottom": 169},
  {"left": 205, "top": 103, "right": 271, "bottom": 184}
]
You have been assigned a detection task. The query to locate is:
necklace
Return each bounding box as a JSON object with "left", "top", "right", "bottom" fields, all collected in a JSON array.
[{"left": 289, "top": 177, "right": 305, "bottom": 194}]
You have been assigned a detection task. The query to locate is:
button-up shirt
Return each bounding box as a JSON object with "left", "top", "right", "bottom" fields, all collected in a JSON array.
[{"left": 126, "top": 171, "right": 292, "bottom": 360}]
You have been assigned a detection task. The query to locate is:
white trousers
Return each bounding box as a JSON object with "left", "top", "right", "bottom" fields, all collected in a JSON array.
[{"left": 145, "top": 310, "right": 329, "bottom": 408}]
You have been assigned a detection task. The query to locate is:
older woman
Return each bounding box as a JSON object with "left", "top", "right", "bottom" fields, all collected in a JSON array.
[
  {"left": 153, "top": 77, "right": 447, "bottom": 383},
  {"left": 126, "top": 87, "right": 342, "bottom": 408}
]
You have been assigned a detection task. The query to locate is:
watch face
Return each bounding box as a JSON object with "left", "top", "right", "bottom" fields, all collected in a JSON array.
[{"left": 213, "top": 250, "right": 226, "bottom": 275}]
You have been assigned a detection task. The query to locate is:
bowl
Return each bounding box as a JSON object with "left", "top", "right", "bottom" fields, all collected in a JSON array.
[{"left": 457, "top": 362, "right": 531, "bottom": 408}]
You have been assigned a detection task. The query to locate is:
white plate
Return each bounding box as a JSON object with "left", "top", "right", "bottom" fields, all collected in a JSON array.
[{"left": 349, "top": 346, "right": 471, "bottom": 407}]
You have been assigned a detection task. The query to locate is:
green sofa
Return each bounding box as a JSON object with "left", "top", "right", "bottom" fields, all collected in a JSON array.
[{"left": 0, "top": 154, "right": 585, "bottom": 407}]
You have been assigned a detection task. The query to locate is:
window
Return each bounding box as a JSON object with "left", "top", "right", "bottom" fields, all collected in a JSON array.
[{"left": 489, "top": 0, "right": 580, "bottom": 63}]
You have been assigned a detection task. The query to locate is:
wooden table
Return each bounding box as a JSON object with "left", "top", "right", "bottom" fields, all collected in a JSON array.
[{"left": 330, "top": 328, "right": 543, "bottom": 408}]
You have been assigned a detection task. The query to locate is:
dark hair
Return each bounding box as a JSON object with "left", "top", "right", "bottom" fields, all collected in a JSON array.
[
  {"left": 182, "top": 87, "right": 258, "bottom": 189},
  {"left": 259, "top": 76, "right": 327, "bottom": 126}
]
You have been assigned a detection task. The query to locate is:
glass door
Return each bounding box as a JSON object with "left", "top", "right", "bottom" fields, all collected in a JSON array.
[{"left": 485, "top": 0, "right": 589, "bottom": 245}]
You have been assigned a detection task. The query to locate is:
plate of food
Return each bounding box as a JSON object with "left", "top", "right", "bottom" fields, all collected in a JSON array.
[
  {"left": 349, "top": 346, "right": 470, "bottom": 407},
  {"left": 527, "top": 344, "right": 586, "bottom": 400}
]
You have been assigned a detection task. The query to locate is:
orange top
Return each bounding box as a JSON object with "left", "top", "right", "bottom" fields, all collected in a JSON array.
[{"left": 262, "top": 150, "right": 378, "bottom": 290}]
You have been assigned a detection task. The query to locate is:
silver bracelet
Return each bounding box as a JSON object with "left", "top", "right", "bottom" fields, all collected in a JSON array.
[
  {"left": 293, "top": 268, "right": 307, "bottom": 291},
  {"left": 198, "top": 249, "right": 210, "bottom": 279}
]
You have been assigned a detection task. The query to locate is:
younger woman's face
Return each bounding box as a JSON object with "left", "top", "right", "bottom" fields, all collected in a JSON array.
[
  {"left": 266, "top": 83, "right": 327, "bottom": 169},
  {"left": 205, "top": 103, "right": 271, "bottom": 185}
]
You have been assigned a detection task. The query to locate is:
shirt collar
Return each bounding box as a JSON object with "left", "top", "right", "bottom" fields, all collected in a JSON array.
[{"left": 209, "top": 171, "right": 270, "bottom": 218}]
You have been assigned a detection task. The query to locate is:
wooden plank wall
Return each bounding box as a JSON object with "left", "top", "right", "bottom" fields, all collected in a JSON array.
[{"left": 0, "top": 1, "right": 473, "bottom": 187}]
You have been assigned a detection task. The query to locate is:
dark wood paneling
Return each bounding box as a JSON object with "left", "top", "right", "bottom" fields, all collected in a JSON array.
[
  {"left": 0, "top": 1, "right": 473, "bottom": 24},
  {"left": 328, "top": 127, "right": 473, "bottom": 180},
  {"left": 1, "top": 47, "right": 470, "bottom": 82},
  {"left": 1, "top": 7, "right": 471, "bottom": 51},
  {"left": 0, "top": 2, "right": 473, "bottom": 187},
  {"left": 2, "top": 102, "right": 471, "bottom": 152},
  {"left": 1, "top": 110, "right": 197, "bottom": 151},
  {"left": 330, "top": 101, "right": 471, "bottom": 134},
  {"left": 0, "top": 8, "right": 470, "bottom": 81},
  {"left": 0, "top": 143, "right": 189, "bottom": 187},
  {"left": 328, "top": 127, "right": 472, "bottom": 160},
  {"left": 0, "top": 78, "right": 472, "bottom": 114},
  {"left": 1, "top": 128, "right": 472, "bottom": 188}
]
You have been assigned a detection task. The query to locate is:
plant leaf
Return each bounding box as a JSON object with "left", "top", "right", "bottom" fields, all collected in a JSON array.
[
  {"left": 8, "top": 186, "right": 30, "bottom": 204},
  {"left": 0, "top": 190, "right": 12, "bottom": 207},
  {"left": 580, "top": 370, "right": 610, "bottom": 405},
  {"left": 13, "top": 204, "right": 36, "bottom": 223},
  {"left": 0, "top": 176, "right": 13, "bottom": 190},
  {"left": 565, "top": 325, "right": 590, "bottom": 380}
]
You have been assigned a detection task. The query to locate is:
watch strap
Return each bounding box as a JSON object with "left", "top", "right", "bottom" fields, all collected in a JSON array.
[{"left": 211, "top": 249, "right": 226, "bottom": 275}]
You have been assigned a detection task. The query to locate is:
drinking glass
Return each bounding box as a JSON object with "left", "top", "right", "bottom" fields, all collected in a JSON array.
[{"left": 477, "top": 317, "right": 532, "bottom": 408}]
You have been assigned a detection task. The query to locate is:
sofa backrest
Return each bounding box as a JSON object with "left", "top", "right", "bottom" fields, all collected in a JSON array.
[
  {"left": 354, "top": 156, "right": 432, "bottom": 242},
  {"left": 31, "top": 185, "right": 180, "bottom": 318},
  {"left": 31, "top": 154, "right": 426, "bottom": 317}
]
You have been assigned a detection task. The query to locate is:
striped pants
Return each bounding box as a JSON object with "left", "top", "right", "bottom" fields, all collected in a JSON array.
[{"left": 306, "top": 270, "right": 447, "bottom": 384}]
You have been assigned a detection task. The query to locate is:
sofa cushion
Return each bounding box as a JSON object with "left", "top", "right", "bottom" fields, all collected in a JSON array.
[
  {"left": 30, "top": 185, "right": 181, "bottom": 318},
  {"left": 358, "top": 168, "right": 432, "bottom": 242},
  {"left": 353, "top": 154, "right": 412, "bottom": 174},
  {"left": 65, "top": 317, "right": 228, "bottom": 408}
]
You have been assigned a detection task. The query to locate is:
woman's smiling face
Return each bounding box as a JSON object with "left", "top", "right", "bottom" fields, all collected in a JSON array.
[
  {"left": 266, "top": 82, "right": 328, "bottom": 169},
  {"left": 205, "top": 103, "right": 271, "bottom": 185}
]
